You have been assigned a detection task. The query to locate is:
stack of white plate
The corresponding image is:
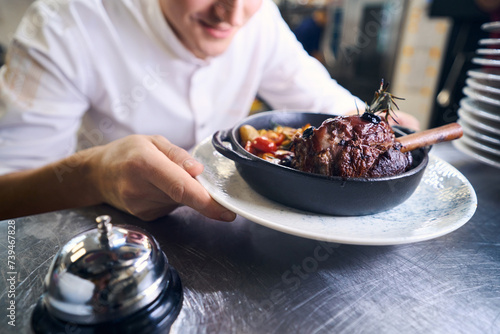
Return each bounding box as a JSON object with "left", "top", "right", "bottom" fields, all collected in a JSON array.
[{"left": 454, "top": 21, "right": 500, "bottom": 168}]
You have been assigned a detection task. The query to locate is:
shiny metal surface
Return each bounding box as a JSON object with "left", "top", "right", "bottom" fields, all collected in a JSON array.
[
  {"left": 1, "top": 142, "right": 500, "bottom": 333},
  {"left": 41, "top": 215, "right": 170, "bottom": 324}
]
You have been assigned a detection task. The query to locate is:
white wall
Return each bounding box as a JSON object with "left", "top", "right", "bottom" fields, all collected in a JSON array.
[{"left": 391, "top": 0, "right": 451, "bottom": 129}]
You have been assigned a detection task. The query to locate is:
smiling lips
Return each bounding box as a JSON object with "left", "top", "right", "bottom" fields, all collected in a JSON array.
[{"left": 198, "top": 19, "right": 235, "bottom": 39}]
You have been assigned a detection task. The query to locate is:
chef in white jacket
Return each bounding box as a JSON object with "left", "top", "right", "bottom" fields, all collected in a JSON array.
[{"left": 0, "top": 0, "right": 418, "bottom": 221}]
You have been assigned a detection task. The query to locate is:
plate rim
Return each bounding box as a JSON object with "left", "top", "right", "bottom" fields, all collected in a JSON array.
[
  {"left": 472, "top": 57, "right": 500, "bottom": 67},
  {"left": 459, "top": 119, "right": 500, "bottom": 146},
  {"left": 192, "top": 137, "right": 478, "bottom": 246},
  {"left": 454, "top": 139, "right": 500, "bottom": 169},
  {"left": 463, "top": 86, "right": 500, "bottom": 107},
  {"left": 479, "top": 38, "right": 500, "bottom": 45},
  {"left": 460, "top": 133, "right": 500, "bottom": 157},
  {"left": 466, "top": 77, "right": 500, "bottom": 94},
  {"left": 468, "top": 68, "right": 500, "bottom": 81},
  {"left": 482, "top": 21, "right": 500, "bottom": 33},
  {"left": 460, "top": 97, "right": 500, "bottom": 122},
  {"left": 476, "top": 48, "right": 500, "bottom": 55},
  {"left": 458, "top": 108, "right": 500, "bottom": 135}
]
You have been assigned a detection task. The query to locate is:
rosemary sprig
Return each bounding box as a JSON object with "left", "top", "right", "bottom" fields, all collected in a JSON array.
[{"left": 365, "top": 79, "right": 405, "bottom": 124}]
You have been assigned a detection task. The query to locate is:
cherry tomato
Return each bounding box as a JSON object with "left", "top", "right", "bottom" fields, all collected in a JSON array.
[
  {"left": 252, "top": 136, "right": 277, "bottom": 153},
  {"left": 267, "top": 132, "right": 285, "bottom": 146},
  {"left": 244, "top": 141, "right": 256, "bottom": 154}
]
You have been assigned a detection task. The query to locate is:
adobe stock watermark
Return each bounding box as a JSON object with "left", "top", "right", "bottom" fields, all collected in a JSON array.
[
  {"left": 113, "top": 65, "right": 170, "bottom": 119},
  {"left": 16, "top": 0, "right": 65, "bottom": 42},
  {"left": 5, "top": 220, "right": 17, "bottom": 327},
  {"left": 440, "top": 106, "right": 460, "bottom": 125},
  {"left": 341, "top": 0, "right": 404, "bottom": 65},
  {"left": 247, "top": 241, "right": 341, "bottom": 328},
  {"left": 52, "top": 64, "right": 168, "bottom": 182},
  {"left": 53, "top": 117, "right": 115, "bottom": 183}
]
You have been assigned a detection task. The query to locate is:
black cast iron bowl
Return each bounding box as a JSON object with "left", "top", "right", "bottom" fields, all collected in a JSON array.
[{"left": 212, "top": 111, "right": 430, "bottom": 216}]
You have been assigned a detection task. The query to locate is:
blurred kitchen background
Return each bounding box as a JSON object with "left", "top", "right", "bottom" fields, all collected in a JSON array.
[{"left": 0, "top": 0, "right": 496, "bottom": 129}]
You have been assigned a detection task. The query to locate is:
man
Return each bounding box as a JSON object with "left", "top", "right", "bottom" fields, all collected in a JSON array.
[{"left": 0, "top": 0, "right": 418, "bottom": 221}]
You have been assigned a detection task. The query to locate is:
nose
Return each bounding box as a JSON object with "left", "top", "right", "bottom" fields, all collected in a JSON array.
[{"left": 213, "top": 0, "right": 245, "bottom": 26}]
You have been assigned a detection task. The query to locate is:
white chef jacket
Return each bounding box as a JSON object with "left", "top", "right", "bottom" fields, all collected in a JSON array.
[{"left": 0, "top": 0, "right": 362, "bottom": 175}]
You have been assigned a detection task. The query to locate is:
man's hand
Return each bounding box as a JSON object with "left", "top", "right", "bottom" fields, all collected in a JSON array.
[
  {"left": 388, "top": 111, "right": 420, "bottom": 131},
  {"left": 86, "top": 135, "right": 236, "bottom": 221},
  {"left": 0, "top": 134, "right": 236, "bottom": 221},
  {"left": 475, "top": 0, "right": 500, "bottom": 12}
]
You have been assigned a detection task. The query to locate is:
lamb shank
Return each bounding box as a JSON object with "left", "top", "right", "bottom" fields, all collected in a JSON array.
[
  {"left": 292, "top": 80, "right": 413, "bottom": 178},
  {"left": 291, "top": 114, "right": 413, "bottom": 178}
]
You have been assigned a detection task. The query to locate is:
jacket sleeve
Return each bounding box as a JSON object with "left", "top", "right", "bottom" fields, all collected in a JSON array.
[
  {"left": 0, "top": 1, "right": 90, "bottom": 174},
  {"left": 256, "top": 0, "right": 363, "bottom": 116}
]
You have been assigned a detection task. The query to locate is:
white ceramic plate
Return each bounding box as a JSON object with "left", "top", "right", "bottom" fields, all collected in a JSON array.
[
  {"left": 459, "top": 117, "right": 500, "bottom": 146},
  {"left": 458, "top": 108, "right": 500, "bottom": 136},
  {"left": 479, "top": 38, "right": 500, "bottom": 46},
  {"left": 466, "top": 77, "right": 500, "bottom": 95},
  {"left": 460, "top": 133, "right": 500, "bottom": 157},
  {"left": 472, "top": 57, "right": 500, "bottom": 67},
  {"left": 463, "top": 86, "right": 500, "bottom": 107},
  {"left": 476, "top": 48, "right": 500, "bottom": 56},
  {"left": 468, "top": 68, "right": 500, "bottom": 81},
  {"left": 454, "top": 139, "right": 500, "bottom": 169},
  {"left": 482, "top": 21, "right": 500, "bottom": 33},
  {"left": 192, "top": 137, "right": 477, "bottom": 246},
  {"left": 460, "top": 97, "right": 500, "bottom": 122}
]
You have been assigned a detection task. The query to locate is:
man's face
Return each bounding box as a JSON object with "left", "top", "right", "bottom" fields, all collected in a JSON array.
[{"left": 160, "top": 0, "right": 263, "bottom": 59}]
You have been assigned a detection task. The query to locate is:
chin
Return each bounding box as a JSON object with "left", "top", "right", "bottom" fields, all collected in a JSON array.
[{"left": 197, "top": 43, "right": 232, "bottom": 58}]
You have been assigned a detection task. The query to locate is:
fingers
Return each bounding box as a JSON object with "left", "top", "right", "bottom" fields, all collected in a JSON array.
[
  {"left": 150, "top": 135, "right": 204, "bottom": 178},
  {"left": 146, "top": 137, "right": 236, "bottom": 222},
  {"left": 391, "top": 112, "right": 420, "bottom": 131},
  {"left": 153, "top": 160, "right": 236, "bottom": 221}
]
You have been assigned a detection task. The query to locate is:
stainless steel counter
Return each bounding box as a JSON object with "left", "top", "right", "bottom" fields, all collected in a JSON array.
[{"left": 2, "top": 142, "right": 500, "bottom": 334}]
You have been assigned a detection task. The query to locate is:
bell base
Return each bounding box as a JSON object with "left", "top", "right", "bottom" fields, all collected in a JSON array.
[{"left": 31, "top": 266, "right": 183, "bottom": 334}]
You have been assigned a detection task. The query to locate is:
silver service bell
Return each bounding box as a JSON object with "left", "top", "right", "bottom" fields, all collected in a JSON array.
[{"left": 31, "top": 215, "right": 183, "bottom": 333}]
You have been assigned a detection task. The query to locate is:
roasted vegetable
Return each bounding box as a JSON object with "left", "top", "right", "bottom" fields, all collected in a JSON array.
[{"left": 239, "top": 123, "right": 310, "bottom": 163}]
